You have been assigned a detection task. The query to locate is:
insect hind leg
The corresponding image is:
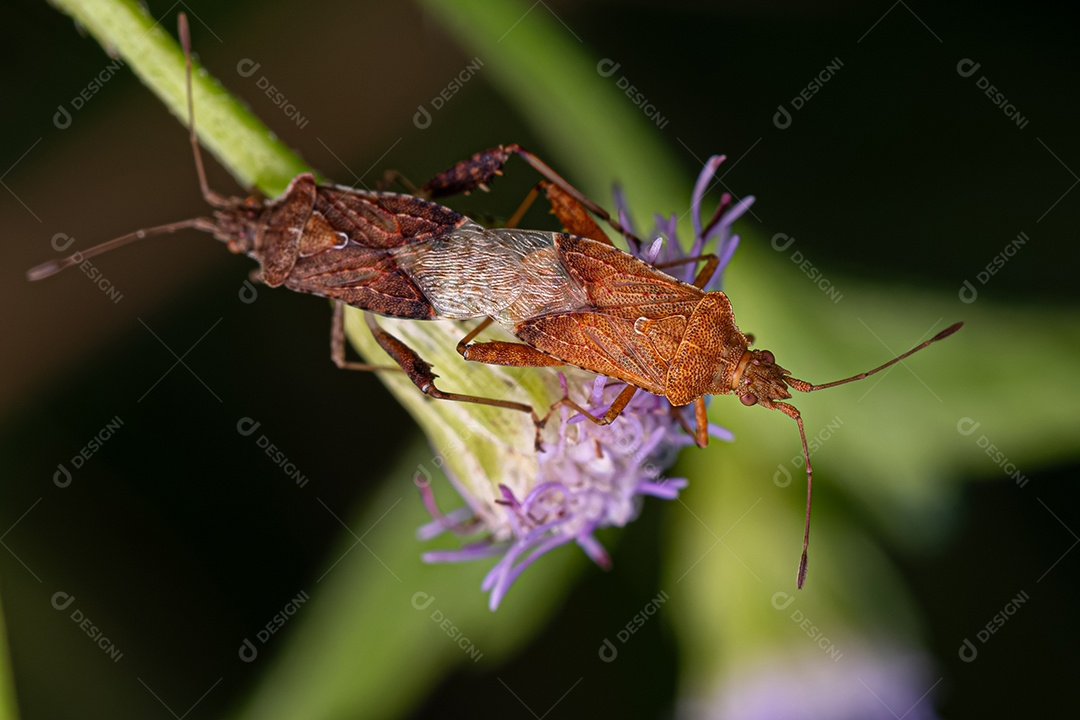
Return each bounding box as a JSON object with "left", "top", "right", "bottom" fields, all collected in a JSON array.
[
  {"left": 344, "top": 306, "right": 548, "bottom": 448},
  {"left": 421, "top": 144, "right": 641, "bottom": 250}
]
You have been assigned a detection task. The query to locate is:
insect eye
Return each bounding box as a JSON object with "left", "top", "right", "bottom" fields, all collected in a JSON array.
[
  {"left": 740, "top": 392, "right": 758, "bottom": 406},
  {"left": 760, "top": 350, "right": 775, "bottom": 364}
]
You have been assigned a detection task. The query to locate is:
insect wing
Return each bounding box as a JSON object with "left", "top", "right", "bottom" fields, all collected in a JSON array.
[
  {"left": 511, "top": 235, "right": 708, "bottom": 393},
  {"left": 554, "top": 235, "right": 704, "bottom": 316}
]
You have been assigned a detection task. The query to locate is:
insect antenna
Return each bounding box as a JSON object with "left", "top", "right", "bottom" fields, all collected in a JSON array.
[
  {"left": 26, "top": 12, "right": 229, "bottom": 283},
  {"left": 780, "top": 320, "right": 963, "bottom": 588},
  {"left": 785, "top": 321, "right": 964, "bottom": 394},
  {"left": 177, "top": 13, "right": 231, "bottom": 210}
]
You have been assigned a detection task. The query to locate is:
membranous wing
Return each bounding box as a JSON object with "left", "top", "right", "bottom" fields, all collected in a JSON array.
[
  {"left": 388, "top": 225, "right": 590, "bottom": 324},
  {"left": 513, "top": 235, "right": 706, "bottom": 395}
]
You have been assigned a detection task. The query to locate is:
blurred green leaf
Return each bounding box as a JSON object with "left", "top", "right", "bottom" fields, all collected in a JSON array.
[
  {"left": 230, "top": 440, "right": 580, "bottom": 720},
  {"left": 0, "top": 588, "right": 20, "bottom": 720}
]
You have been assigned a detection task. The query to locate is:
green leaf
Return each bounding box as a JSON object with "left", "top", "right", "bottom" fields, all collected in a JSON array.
[
  {"left": 0, "top": 587, "right": 20, "bottom": 720},
  {"left": 230, "top": 440, "right": 579, "bottom": 720},
  {"left": 52, "top": 0, "right": 308, "bottom": 195}
]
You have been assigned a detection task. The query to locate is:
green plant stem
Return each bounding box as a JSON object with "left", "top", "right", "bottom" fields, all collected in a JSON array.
[{"left": 51, "top": 0, "right": 308, "bottom": 195}]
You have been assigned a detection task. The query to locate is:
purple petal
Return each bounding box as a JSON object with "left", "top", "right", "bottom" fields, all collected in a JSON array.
[{"left": 690, "top": 155, "right": 728, "bottom": 257}]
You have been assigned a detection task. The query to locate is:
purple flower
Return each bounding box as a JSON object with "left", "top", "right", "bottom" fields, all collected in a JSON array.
[{"left": 418, "top": 157, "right": 755, "bottom": 609}]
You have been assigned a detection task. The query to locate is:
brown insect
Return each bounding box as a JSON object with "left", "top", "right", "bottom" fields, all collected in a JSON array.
[
  {"left": 432, "top": 227, "right": 961, "bottom": 586},
  {"left": 28, "top": 13, "right": 962, "bottom": 587}
]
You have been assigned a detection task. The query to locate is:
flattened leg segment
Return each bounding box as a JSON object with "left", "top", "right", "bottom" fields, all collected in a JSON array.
[
  {"left": 459, "top": 339, "right": 565, "bottom": 368},
  {"left": 539, "top": 182, "right": 611, "bottom": 245}
]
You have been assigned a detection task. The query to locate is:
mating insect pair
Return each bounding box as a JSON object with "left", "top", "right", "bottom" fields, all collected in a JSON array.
[{"left": 28, "top": 14, "right": 961, "bottom": 588}]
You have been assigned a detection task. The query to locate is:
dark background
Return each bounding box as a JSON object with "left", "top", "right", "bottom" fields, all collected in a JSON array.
[{"left": 1, "top": 1, "right": 1077, "bottom": 718}]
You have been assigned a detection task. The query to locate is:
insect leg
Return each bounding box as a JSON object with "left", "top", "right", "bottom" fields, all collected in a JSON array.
[
  {"left": 420, "top": 145, "right": 612, "bottom": 244},
  {"left": 455, "top": 317, "right": 496, "bottom": 351},
  {"left": 652, "top": 253, "right": 721, "bottom": 289},
  {"left": 693, "top": 397, "right": 709, "bottom": 448},
  {"left": 504, "top": 185, "right": 542, "bottom": 230},
  {"left": 361, "top": 312, "right": 544, "bottom": 426},
  {"left": 538, "top": 181, "right": 613, "bottom": 245},
  {"left": 457, "top": 338, "right": 565, "bottom": 369},
  {"left": 542, "top": 384, "right": 640, "bottom": 429},
  {"left": 504, "top": 180, "right": 612, "bottom": 244},
  {"left": 329, "top": 301, "right": 404, "bottom": 373},
  {"left": 376, "top": 169, "right": 419, "bottom": 194},
  {"left": 459, "top": 333, "right": 647, "bottom": 434},
  {"left": 462, "top": 334, "right": 642, "bottom": 428},
  {"left": 667, "top": 398, "right": 711, "bottom": 449},
  {"left": 421, "top": 144, "right": 642, "bottom": 250}
]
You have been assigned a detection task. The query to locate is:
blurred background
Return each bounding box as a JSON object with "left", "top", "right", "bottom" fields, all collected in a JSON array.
[{"left": 1, "top": 0, "right": 1077, "bottom": 718}]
